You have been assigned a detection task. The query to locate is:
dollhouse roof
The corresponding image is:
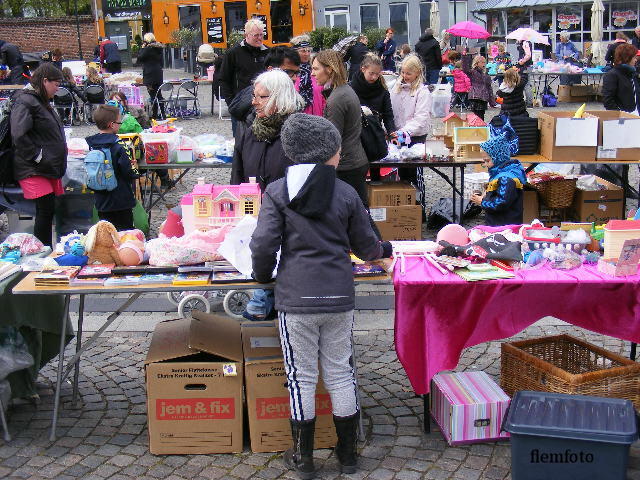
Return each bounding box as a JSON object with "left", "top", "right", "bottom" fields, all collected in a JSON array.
[
  {"left": 443, "top": 112, "right": 463, "bottom": 123},
  {"left": 605, "top": 220, "right": 640, "bottom": 231},
  {"left": 182, "top": 182, "right": 261, "bottom": 206},
  {"left": 466, "top": 113, "right": 487, "bottom": 127}
]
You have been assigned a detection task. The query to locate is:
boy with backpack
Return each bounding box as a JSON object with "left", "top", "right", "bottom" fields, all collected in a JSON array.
[
  {"left": 85, "top": 105, "right": 139, "bottom": 231},
  {"left": 250, "top": 114, "right": 393, "bottom": 478}
]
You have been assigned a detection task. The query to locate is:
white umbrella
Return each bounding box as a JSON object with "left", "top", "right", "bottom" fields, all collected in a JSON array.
[
  {"left": 591, "top": 0, "right": 605, "bottom": 65},
  {"left": 506, "top": 27, "right": 550, "bottom": 45},
  {"left": 430, "top": 0, "right": 440, "bottom": 38}
]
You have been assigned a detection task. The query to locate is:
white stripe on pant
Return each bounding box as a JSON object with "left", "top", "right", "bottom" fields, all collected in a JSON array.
[{"left": 278, "top": 310, "right": 358, "bottom": 421}]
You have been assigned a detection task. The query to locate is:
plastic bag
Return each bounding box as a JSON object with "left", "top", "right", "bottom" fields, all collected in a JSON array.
[
  {"left": 146, "top": 226, "right": 233, "bottom": 265},
  {"left": 63, "top": 156, "right": 88, "bottom": 188},
  {"left": 217, "top": 215, "right": 259, "bottom": 276},
  {"left": 2, "top": 233, "right": 44, "bottom": 255},
  {"left": 67, "top": 138, "right": 89, "bottom": 158},
  {"left": 132, "top": 200, "right": 149, "bottom": 235},
  {"left": 119, "top": 113, "right": 142, "bottom": 134},
  {"left": 431, "top": 84, "right": 452, "bottom": 118},
  {"left": 0, "top": 327, "right": 34, "bottom": 380}
]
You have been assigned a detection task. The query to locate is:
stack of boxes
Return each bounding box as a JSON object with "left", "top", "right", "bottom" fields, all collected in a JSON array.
[
  {"left": 145, "top": 313, "right": 337, "bottom": 455},
  {"left": 367, "top": 182, "right": 422, "bottom": 241}
]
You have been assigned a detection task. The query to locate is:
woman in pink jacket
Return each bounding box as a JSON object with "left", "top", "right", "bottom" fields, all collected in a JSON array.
[
  {"left": 291, "top": 35, "right": 325, "bottom": 116},
  {"left": 389, "top": 54, "right": 432, "bottom": 183}
]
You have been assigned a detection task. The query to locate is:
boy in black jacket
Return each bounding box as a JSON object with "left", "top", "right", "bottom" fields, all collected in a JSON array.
[
  {"left": 86, "top": 105, "right": 139, "bottom": 231},
  {"left": 250, "top": 114, "right": 392, "bottom": 479}
]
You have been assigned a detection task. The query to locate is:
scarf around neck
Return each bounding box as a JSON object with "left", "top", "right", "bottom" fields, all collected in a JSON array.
[
  {"left": 298, "top": 63, "right": 313, "bottom": 108},
  {"left": 251, "top": 113, "right": 287, "bottom": 142}
]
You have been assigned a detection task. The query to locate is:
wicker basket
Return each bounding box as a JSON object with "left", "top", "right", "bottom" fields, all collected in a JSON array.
[
  {"left": 529, "top": 174, "right": 577, "bottom": 209},
  {"left": 501, "top": 334, "right": 640, "bottom": 408}
]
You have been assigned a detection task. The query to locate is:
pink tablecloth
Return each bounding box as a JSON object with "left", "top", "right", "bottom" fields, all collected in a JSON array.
[{"left": 394, "top": 257, "right": 640, "bottom": 395}]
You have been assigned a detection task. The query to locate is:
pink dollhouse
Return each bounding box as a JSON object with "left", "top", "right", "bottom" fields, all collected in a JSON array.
[{"left": 181, "top": 177, "right": 261, "bottom": 233}]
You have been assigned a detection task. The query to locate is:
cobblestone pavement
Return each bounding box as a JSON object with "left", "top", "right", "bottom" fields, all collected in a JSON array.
[{"left": 2, "top": 317, "right": 640, "bottom": 480}]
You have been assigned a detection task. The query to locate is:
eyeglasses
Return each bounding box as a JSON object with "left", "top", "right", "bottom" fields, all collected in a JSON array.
[
  {"left": 283, "top": 69, "right": 300, "bottom": 78},
  {"left": 248, "top": 32, "right": 264, "bottom": 39},
  {"left": 252, "top": 93, "right": 269, "bottom": 101},
  {"left": 296, "top": 48, "right": 311, "bottom": 54},
  {"left": 112, "top": 121, "right": 123, "bottom": 125}
]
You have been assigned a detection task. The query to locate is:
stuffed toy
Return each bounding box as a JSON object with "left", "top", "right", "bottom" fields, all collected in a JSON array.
[
  {"left": 117, "top": 229, "right": 146, "bottom": 266},
  {"left": 85, "top": 221, "right": 123, "bottom": 265},
  {"left": 55, "top": 231, "right": 89, "bottom": 266}
]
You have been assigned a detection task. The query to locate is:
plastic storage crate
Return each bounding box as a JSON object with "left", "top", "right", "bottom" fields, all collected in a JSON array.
[{"left": 503, "top": 391, "right": 638, "bottom": 480}]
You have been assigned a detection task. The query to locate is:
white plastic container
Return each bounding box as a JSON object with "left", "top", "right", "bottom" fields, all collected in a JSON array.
[{"left": 176, "top": 148, "right": 194, "bottom": 164}]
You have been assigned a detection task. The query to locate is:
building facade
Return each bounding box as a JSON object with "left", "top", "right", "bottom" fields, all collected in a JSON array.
[
  {"left": 478, "top": 0, "right": 640, "bottom": 56},
  {"left": 313, "top": 0, "right": 484, "bottom": 46}
]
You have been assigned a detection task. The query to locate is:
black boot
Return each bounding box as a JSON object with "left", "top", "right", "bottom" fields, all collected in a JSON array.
[
  {"left": 333, "top": 411, "right": 359, "bottom": 473},
  {"left": 284, "top": 418, "right": 316, "bottom": 479}
]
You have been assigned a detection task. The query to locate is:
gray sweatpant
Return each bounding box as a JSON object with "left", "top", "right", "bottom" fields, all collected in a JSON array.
[{"left": 278, "top": 310, "right": 358, "bottom": 421}]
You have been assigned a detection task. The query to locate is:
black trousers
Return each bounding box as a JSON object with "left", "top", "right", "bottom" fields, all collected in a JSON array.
[
  {"left": 105, "top": 61, "right": 122, "bottom": 74},
  {"left": 98, "top": 209, "right": 134, "bottom": 231},
  {"left": 34, "top": 193, "right": 56, "bottom": 247},
  {"left": 146, "top": 83, "right": 163, "bottom": 119}
]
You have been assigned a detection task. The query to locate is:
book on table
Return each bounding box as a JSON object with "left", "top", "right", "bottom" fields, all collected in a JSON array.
[
  {"left": 34, "top": 266, "right": 81, "bottom": 286},
  {"left": 172, "top": 273, "right": 211, "bottom": 286}
]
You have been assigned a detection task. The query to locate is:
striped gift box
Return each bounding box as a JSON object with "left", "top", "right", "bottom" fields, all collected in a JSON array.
[{"left": 431, "top": 371, "right": 510, "bottom": 445}]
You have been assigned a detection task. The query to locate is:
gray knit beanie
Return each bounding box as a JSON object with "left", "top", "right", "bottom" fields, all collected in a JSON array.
[{"left": 280, "top": 113, "right": 341, "bottom": 164}]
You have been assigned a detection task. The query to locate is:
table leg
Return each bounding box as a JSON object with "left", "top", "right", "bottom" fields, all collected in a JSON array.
[
  {"left": 72, "top": 294, "right": 85, "bottom": 405},
  {"left": 623, "top": 164, "right": 629, "bottom": 216},
  {"left": 459, "top": 166, "right": 465, "bottom": 224},
  {"left": 631, "top": 342, "right": 637, "bottom": 361},
  {"left": 423, "top": 393, "right": 431, "bottom": 433},
  {"left": 452, "top": 166, "right": 458, "bottom": 224},
  {"left": 211, "top": 81, "right": 215, "bottom": 116},
  {"left": 50, "top": 294, "right": 71, "bottom": 441}
]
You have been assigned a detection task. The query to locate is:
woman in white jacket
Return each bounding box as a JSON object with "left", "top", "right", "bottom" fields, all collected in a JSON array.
[{"left": 390, "top": 54, "right": 432, "bottom": 184}]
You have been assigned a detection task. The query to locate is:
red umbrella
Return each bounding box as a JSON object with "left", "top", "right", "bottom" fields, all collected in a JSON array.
[{"left": 446, "top": 21, "right": 490, "bottom": 39}]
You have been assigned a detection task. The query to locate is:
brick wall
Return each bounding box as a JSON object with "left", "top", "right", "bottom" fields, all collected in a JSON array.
[{"left": 0, "top": 16, "right": 98, "bottom": 59}]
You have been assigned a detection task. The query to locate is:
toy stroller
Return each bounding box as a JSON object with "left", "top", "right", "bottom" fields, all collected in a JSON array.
[{"left": 166, "top": 289, "right": 252, "bottom": 320}]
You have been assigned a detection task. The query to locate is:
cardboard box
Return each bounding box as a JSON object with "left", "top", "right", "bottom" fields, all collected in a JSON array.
[
  {"left": 523, "top": 189, "right": 539, "bottom": 224},
  {"left": 569, "top": 84, "right": 594, "bottom": 101},
  {"left": 586, "top": 110, "right": 640, "bottom": 161},
  {"left": 557, "top": 85, "right": 572, "bottom": 102},
  {"left": 145, "top": 313, "right": 244, "bottom": 455},
  {"left": 367, "top": 182, "right": 416, "bottom": 207},
  {"left": 370, "top": 205, "right": 422, "bottom": 241},
  {"left": 538, "top": 112, "right": 597, "bottom": 162},
  {"left": 242, "top": 322, "right": 337, "bottom": 453},
  {"left": 572, "top": 176, "right": 623, "bottom": 224}
]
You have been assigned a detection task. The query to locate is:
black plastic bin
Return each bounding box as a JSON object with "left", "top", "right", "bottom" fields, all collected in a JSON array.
[{"left": 503, "top": 391, "right": 638, "bottom": 480}]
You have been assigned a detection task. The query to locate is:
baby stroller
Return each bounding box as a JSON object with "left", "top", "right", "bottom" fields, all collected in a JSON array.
[
  {"left": 166, "top": 289, "right": 252, "bottom": 319},
  {"left": 53, "top": 87, "right": 82, "bottom": 126}
]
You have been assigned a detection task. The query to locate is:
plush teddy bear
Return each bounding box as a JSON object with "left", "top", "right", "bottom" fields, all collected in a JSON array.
[{"left": 85, "top": 221, "right": 123, "bottom": 265}]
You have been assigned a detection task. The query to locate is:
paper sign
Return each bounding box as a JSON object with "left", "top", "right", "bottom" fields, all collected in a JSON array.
[
  {"left": 555, "top": 118, "right": 598, "bottom": 146},
  {"left": 250, "top": 337, "right": 280, "bottom": 349},
  {"left": 370, "top": 208, "right": 387, "bottom": 222},
  {"left": 602, "top": 119, "right": 640, "bottom": 149},
  {"left": 597, "top": 147, "right": 617, "bottom": 158}
]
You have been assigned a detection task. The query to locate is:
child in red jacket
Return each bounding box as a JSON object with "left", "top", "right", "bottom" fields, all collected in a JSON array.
[{"left": 452, "top": 61, "right": 471, "bottom": 107}]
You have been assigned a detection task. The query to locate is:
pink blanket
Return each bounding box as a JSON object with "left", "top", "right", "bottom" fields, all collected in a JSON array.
[{"left": 394, "top": 257, "right": 640, "bottom": 394}]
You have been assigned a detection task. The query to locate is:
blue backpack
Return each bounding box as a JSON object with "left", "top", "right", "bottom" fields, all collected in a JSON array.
[{"left": 84, "top": 147, "right": 117, "bottom": 191}]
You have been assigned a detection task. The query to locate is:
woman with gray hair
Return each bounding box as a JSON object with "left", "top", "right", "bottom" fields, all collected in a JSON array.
[{"left": 231, "top": 68, "right": 305, "bottom": 191}]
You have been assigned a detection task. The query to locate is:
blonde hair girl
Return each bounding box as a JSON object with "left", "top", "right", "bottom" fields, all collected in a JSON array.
[
  {"left": 394, "top": 54, "right": 424, "bottom": 95},
  {"left": 503, "top": 67, "right": 520, "bottom": 89}
]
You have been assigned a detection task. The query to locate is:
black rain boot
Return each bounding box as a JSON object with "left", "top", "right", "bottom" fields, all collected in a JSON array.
[
  {"left": 283, "top": 418, "right": 316, "bottom": 479},
  {"left": 333, "top": 411, "right": 359, "bottom": 473}
]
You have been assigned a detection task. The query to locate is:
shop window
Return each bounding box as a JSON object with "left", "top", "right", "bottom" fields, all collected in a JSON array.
[
  {"left": 179, "top": 5, "right": 203, "bottom": 43},
  {"left": 486, "top": 11, "right": 505, "bottom": 36},
  {"left": 389, "top": 3, "right": 408, "bottom": 45},
  {"left": 448, "top": 1, "right": 468, "bottom": 25},
  {"left": 557, "top": 4, "right": 581, "bottom": 32},
  {"left": 270, "top": 0, "right": 293, "bottom": 43},
  {"left": 325, "top": 6, "right": 349, "bottom": 29},
  {"left": 507, "top": 8, "right": 530, "bottom": 32},
  {"left": 533, "top": 9, "right": 552, "bottom": 33},
  {"left": 419, "top": 2, "right": 430, "bottom": 34},
  {"left": 610, "top": 1, "right": 638, "bottom": 31},
  {"left": 360, "top": 4, "right": 379, "bottom": 30}
]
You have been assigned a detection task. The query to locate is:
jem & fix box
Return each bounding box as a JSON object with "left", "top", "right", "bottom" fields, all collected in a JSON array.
[{"left": 430, "top": 371, "right": 510, "bottom": 445}]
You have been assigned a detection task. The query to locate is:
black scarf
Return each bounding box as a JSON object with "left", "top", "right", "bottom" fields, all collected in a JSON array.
[
  {"left": 350, "top": 70, "right": 386, "bottom": 106},
  {"left": 298, "top": 62, "right": 313, "bottom": 108}
]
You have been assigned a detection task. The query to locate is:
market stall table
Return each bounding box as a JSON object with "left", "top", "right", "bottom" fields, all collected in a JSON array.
[
  {"left": 370, "top": 157, "right": 483, "bottom": 224},
  {"left": 137, "top": 160, "right": 232, "bottom": 220},
  {"left": 12, "top": 272, "right": 391, "bottom": 440},
  {"left": 394, "top": 256, "right": 640, "bottom": 432},
  {"left": 526, "top": 71, "right": 605, "bottom": 101}
]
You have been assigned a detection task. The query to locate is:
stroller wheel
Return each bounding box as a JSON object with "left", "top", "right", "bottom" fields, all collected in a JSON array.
[
  {"left": 178, "top": 294, "right": 211, "bottom": 318},
  {"left": 166, "top": 291, "right": 182, "bottom": 306},
  {"left": 223, "top": 290, "right": 252, "bottom": 319}
]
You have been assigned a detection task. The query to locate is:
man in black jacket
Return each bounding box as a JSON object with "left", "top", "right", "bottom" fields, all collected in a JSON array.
[
  {"left": 0, "top": 40, "right": 24, "bottom": 84},
  {"left": 220, "top": 18, "right": 269, "bottom": 136},
  {"left": 344, "top": 35, "right": 369, "bottom": 80},
  {"left": 415, "top": 28, "right": 442, "bottom": 84}
]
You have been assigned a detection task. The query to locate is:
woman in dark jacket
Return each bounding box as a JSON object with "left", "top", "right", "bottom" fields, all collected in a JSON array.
[
  {"left": 231, "top": 69, "right": 303, "bottom": 191},
  {"left": 11, "top": 64, "right": 67, "bottom": 246},
  {"left": 136, "top": 33, "right": 164, "bottom": 119},
  {"left": 602, "top": 43, "right": 640, "bottom": 113},
  {"left": 496, "top": 67, "right": 528, "bottom": 117}
]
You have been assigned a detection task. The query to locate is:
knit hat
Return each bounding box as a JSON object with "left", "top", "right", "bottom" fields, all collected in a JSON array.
[
  {"left": 480, "top": 132, "right": 512, "bottom": 169},
  {"left": 281, "top": 113, "right": 341, "bottom": 164}
]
